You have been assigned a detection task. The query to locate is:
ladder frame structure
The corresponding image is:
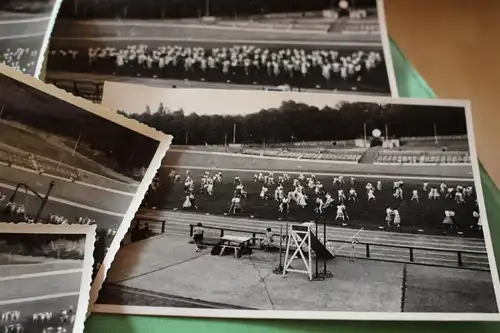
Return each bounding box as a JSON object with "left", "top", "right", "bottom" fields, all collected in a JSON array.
[{"left": 282, "top": 223, "right": 314, "bottom": 281}]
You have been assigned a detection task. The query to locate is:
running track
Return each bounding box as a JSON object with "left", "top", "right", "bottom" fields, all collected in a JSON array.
[{"left": 51, "top": 20, "right": 383, "bottom": 48}]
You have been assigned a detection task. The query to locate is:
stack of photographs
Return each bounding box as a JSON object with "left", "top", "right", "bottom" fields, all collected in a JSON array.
[
  {"left": 0, "top": 0, "right": 499, "bottom": 330},
  {"left": 44, "top": 0, "right": 397, "bottom": 101}
]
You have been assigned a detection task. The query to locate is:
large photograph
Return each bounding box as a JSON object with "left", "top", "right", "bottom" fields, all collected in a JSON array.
[
  {"left": 45, "top": 0, "right": 397, "bottom": 102},
  {"left": 0, "top": 63, "right": 172, "bottom": 306},
  {"left": 0, "top": 0, "right": 62, "bottom": 77},
  {"left": 0, "top": 223, "right": 95, "bottom": 333},
  {"left": 94, "top": 83, "right": 500, "bottom": 321}
]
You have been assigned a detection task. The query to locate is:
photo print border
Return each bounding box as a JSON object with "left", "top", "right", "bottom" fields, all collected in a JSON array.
[
  {"left": 0, "top": 63, "right": 173, "bottom": 308},
  {"left": 0, "top": 222, "right": 97, "bottom": 333},
  {"left": 94, "top": 84, "right": 500, "bottom": 321}
]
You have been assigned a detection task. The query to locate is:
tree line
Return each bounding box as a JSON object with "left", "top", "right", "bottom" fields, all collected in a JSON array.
[
  {"left": 59, "top": 0, "right": 374, "bottom": 19},
  {"left": 119, "top": 100, "right": 468, "bottom": 146}
]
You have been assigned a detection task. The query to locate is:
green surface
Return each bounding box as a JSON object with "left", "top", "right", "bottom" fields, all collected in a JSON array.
[{"left": 84, "top": 40, "right": 500, "bottom": 332}]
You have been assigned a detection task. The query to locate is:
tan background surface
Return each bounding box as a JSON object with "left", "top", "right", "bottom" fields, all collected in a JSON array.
[{"left": 385, "top": 0, "right": 500, "bottom": 187}]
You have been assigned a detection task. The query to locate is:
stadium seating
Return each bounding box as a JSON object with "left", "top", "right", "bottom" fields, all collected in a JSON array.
[
  {"left": 374, "top": 150, "right": 471, "bottom": 165},
  {"left": 241, "top": 148, "right": 362, "bottom": 162},
  {"left": 0, "top": 149, "right": 81, "bottom": 180}
]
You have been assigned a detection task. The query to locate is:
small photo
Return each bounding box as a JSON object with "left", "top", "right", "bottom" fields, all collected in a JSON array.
[
  {"left": 95, "top": 83, "right": 500, "bottom": 321},
  {"left": 0, "top": 0, "right": 63, "bottom": 77},
  {"left": 0, "top": 223, "right": 96, "bottom": 333},
  {"left": 45, "top": 0, "right": 397, "bottom": 101},
  {"left": 0, "top": 63, "right": 172, "bottom": 306}
]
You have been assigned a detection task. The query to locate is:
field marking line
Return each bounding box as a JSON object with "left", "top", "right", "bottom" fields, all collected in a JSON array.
[
  {"left": 1, "top": 164, "right": 135, "bottom": 196},
  {"left": 0, "top": 268, "right": 82, "bottom": 282},
  {"left": 0, "top": 16, "right": 50, "bottom": 25},
  {"left": 0, "top": 292, "right": 79, "bottom": 306},
  {"left": 0, "top": 32, "right": 45, "bottom": 40},
  {"left": 51, "top": 36, "right": 382, "bottom": 48},
  {"left": 0, "top": 181, "right": 126, "bottom": 217},
  {"left": 161, "top": 165, "right": 474, "bottom": 182}
]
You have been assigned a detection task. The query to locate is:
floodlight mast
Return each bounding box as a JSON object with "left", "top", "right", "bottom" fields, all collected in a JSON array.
[{"left": 6, "top": 181, "right": 55, "bottom": 221}]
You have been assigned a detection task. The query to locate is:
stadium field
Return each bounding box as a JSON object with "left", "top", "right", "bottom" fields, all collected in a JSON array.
[
  {"left": 162, "top": 149, "right": 474, "bottom": 179},
  {"left": 149, "top": 168, "right": 482, "bottom": 237}
]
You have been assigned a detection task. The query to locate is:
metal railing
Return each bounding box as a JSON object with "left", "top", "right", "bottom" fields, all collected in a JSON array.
[
  {"left": 131, "top": 217, "right": 489, "bottom": 271},
  {"left": 46, "top": 78, "right": 103, "bottom": 102},
  {"left": 187, "top": 224, "right": 489, "bottom": 271},
  {"left": 132, "top": 217, "right": 167, "bottom": 234}
]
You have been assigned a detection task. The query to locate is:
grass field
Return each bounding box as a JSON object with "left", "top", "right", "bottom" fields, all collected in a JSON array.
[{"left": 148, "top": 168, "right": 481, "bottom": 237}]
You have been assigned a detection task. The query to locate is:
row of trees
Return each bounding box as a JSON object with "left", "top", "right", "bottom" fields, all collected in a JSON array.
[
  {"left": 120, "top": 101, "right": 468, "bottom": 146},
  {"left": 0, "top": 233, "right": 86, "bottom": 260},
  {"left": 59, "top": 0, "right": 376, "bottom": 19}
]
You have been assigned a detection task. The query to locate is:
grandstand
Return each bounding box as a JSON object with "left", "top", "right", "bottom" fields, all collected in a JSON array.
[
  {"left": 240, "top": 147, "right": 363, "bottom": 163},
  {"left": 374, "top": 150, "right": 470, "bottom": 165},
  {"left": 0, "top": 146, "right": 81, "bottom": 180}
]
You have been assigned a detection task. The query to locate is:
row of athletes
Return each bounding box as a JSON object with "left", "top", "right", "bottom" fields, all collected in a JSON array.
[
  {"left": 173, "top": 170, "right": 480, "bottom": 229},
  {"left": 1, "top": 306, "right": 75, "bottom": 333}
]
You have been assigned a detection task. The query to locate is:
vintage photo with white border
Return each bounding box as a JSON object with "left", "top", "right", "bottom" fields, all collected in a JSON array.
[
  {"left": 0, "top": 223, "right": 96, "bottom": 333},
  {"left": 0, "top": 63, "right": 173, "bottom": 308},
  {"left": 45, "top": 0, "right": 398, "bottom": 101},
  {"left": 94, "top": 82, "right": 500, "bottom": 321},
  {"left": 0, "top": 0, "right": 64, "bottom": 78}
]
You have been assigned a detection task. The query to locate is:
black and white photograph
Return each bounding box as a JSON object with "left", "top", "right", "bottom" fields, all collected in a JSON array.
[
  {"left": 0, "top": 0, "right": 62, "bottom": 77},
  {"left": 93, "top": 83, "right": 500, "bottom": 321},
  {"left": 0, "top": 223, "right": 95, "bottom": 333},
  {"left": 0, "top": 63, "right": 172, "bottom": 307},
  {"left": 44, "top": 0, "right": 397, "bottom": 102}
]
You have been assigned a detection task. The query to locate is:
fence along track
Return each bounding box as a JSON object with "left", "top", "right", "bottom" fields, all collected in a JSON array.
[{"left": 130, "top": 215, "right": 490, "bottom": 271}]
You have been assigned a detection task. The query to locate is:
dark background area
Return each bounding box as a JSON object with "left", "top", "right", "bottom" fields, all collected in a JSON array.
[
  {"left": 121, "top": 101, "right": 468, "bottom": 146},
  {"left": 58, "top": 0, "right": 377, "bottom": 19},
  {"left": 0, "top": 0, "right": 56, "bottom": 13},
  {"left": 0, "top": 73, "right": 159, "bottom": 175}
]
